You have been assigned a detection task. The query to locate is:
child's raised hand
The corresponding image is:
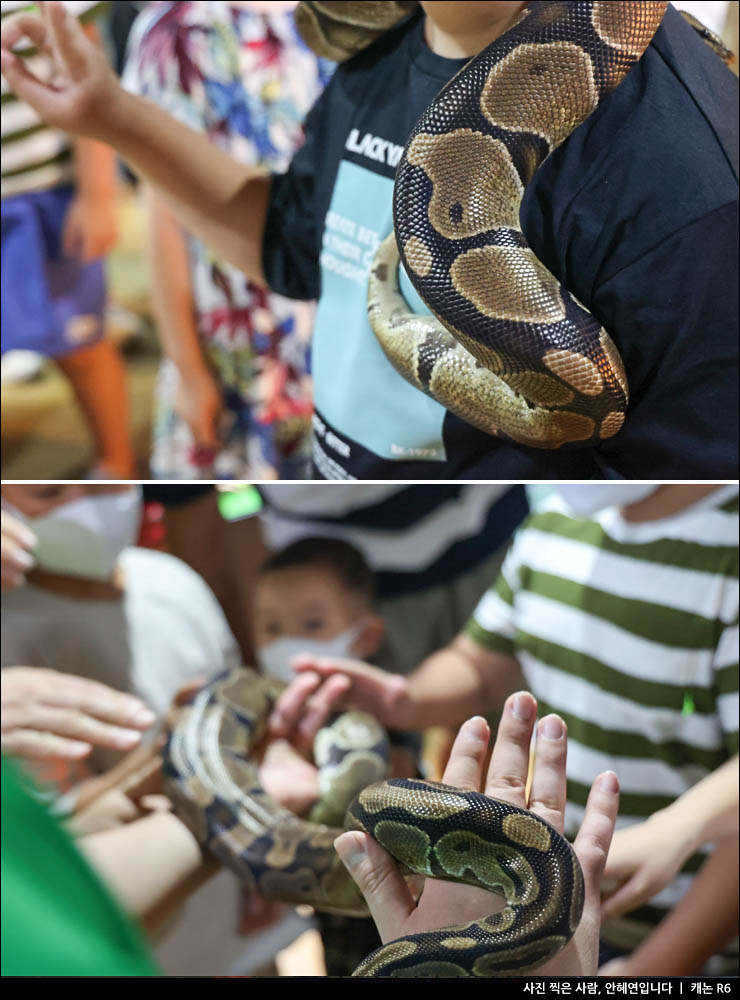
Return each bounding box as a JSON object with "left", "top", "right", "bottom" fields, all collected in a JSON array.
[
  {"left": 0, "top": 2, "right": 121, "bottom": 140},
  {"left": 268, "top": 655, "right": 411, "bottom": 754}
]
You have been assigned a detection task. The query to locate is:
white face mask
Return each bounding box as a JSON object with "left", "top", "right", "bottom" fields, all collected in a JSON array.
[
  {"left": 551, "top": 484, "right": 658, "bottom": 518},
  {"left": 257, "top": 622, "right": 365, "bottom": 684},
  {"left": 4, "top": 489, "right": 142, "bottom": 580}
]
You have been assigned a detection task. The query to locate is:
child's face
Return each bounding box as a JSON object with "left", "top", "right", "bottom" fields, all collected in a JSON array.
[{"left": 254, "top": 566, "right": 369, "bottom": 650}]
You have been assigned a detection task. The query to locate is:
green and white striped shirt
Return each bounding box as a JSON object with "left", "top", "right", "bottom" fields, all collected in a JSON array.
[
  {"left": 0, "top": 2, "right": 105, "bottom": 198},
  {"left": 467, "top": 486, "right": 739, "bottom": 955}
]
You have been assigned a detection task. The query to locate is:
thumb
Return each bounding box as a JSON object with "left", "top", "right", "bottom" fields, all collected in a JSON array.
[{"left": 334, "top": 831, "right": 415, "bottom": 943}]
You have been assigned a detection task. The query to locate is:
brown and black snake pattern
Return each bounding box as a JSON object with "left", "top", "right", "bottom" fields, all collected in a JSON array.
[
  {"left": 301, "top": 1, "right": 673, "bottom": 448},
  {"left": 163, "top": 4, "right": 736, "bottom": 975},
  {"left": 165, "top": 666, "right": 584, "bottom": 976}
]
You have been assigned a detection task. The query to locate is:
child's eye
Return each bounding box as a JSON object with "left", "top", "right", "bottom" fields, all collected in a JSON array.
[
  {"left": 303, "top": 618, "right": 325, "bottom": 633},
  {"left": 264, "top": 622, "right": 282, "bottom": 638}
]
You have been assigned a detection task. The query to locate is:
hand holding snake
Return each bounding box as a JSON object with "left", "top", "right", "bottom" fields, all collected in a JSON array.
[{"left": 334, "top": 694, "right": 620, "bottom": 977}]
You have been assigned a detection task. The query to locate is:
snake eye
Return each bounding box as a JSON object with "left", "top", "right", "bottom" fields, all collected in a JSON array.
[{"left": 449, "top": 202, "right": 463, "bottom": 224}]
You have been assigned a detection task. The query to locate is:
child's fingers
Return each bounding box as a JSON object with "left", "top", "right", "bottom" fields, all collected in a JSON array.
[
  {"left": 268, "top": 671, "right": 321, "bottom": 738},
  {"left": 599, "top": 875, "right": 642, "bottom": 921},
  {"left": 573, "top": 771, "right": 620, "bottom": 911},
  {"left": 27, "top": 670, "right": 155, "bottom": 728},
  {"left": 0, "top": 12, "right": 49, "bottom": 54},
  {"left": 1, "top": 727, "right": 92, "bottom": 759},
  {"left": 0, "top": 48, "right": 57, "bottom": 114},
  {"left": 295, "top": 674, "right": 352, "bottom": 754},
  {"left": 527, "top": 714, "right": 568, "bottom": 833},
  {"left": 483, "top": 691, "right": 537, "bottom": 807},
  {"left": 0, "top": 704, "right": 144, "bottom": 752},
  {"left": 41, "top": 1, "right": 89, "bottom": 81},
  {"left": 334, "top": 831, "right": 415, "bottom": 944},
  {"left": 440, "top": 716, "right": 490, "bottom": 791}
]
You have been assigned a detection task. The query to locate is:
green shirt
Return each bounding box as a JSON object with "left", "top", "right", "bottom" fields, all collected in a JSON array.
[
  {"left": 466, "top": 486, "right": 739, "bottom": 958},
  {"left": 1, "top": 756, "right": 158, "bottom": 976}
]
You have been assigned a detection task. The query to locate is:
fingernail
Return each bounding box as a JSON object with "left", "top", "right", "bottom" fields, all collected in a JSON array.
[
  {"left": 132, "top": 707, "right": 156, "bottom": 726},
  {"left": 512, "top": 693, "right": 534, "bottom": 721},
  {"left": 112, "top": 729, "right": 143, "bottom": 748},
  {"left": 67, "top": 741, "right": 92, "bottom": 757},
  {"left": 466, "top": 715, "right": 489, "bottom": 740},
  {"left": 14, "top": 549, "right": 35, "bottom": 570},
  {"left": 600, "top": 771, "right": 619, "bottom": 793},
  {"left": 334, "top": 833, "right": 366, "bottom": 869},
  {"left": 541, "top": 715, "right": 564, "bottom": 740}
]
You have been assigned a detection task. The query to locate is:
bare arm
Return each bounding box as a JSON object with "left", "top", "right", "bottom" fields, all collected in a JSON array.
[
  {"left": 270, "top": 633, "right": 524, "bottom": 749},
  {"left": 73, "top": 25, "right": 116, "bottom": 198},
  {"left": 602, "top": 755, "right": 739, "bottom": 920},
  {"left": 1, "top": 2, "right": 270, "bottom": 279},
  {"left": 116, "top": 99, "right": 269, "bottom": 281},
  {"left": 603, "top": 834, "right": 739, "bottom": 976},
  {"left": 401, "top": 634, "right": 524, "bottom": 729},
  {"left": 79, "top": 810, "right": 206, "bottom": 918},
  {"left": 675, "top": 753, "right": 739, "bottom": 840},
  {"left": 146, "top": 190, "right": 203, "bottom": 376},
  {"left": 146, "top": 190, "right": 224, "bottom": 450}
]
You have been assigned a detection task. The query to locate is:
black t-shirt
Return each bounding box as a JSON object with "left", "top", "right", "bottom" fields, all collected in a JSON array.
[
  {"left": 141, "top": 485, "right": 214, "bottom": 506},
  {"left": 263, "top": 4, "right": 738, "bottom": 480}
]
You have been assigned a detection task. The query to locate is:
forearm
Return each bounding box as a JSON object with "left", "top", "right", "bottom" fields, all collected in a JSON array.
[
  {"left": 75, "top": 134, "right": 116, "bottom": 203},
  {"left": 400, "top": 635, "right": 523, "bottom": 730},
  {"left": 73, "top": 23, "right": 115, "bottom": 203},
  {"left": 79, "top": 810, "right": 203, "bottom": 917},
  {"left": 146, "top": 189, "right": 206, "bottom": 376},
  {"left": 624, "top": 835, "right": 739, "bottom": 976},
  {"left": 657, "top": 755, "right": 739, "bottom": 852},
  {"left": 103, "top": 89, "right": 269, "bottom": 281}
]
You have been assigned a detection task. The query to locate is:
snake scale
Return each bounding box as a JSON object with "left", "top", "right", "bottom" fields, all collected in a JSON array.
[
  {"left": 165, "top": 666, "right": 584, "bottom": 976},
  {"left": 300, "top": 0, "right": 675, "bottom": 450}
]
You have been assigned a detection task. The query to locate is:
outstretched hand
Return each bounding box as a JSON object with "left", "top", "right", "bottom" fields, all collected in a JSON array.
[
  {"left": 1, "top": 666, "right": 156, "bottom": 760},
  {"left": 268, "top": 655, "right": 410, "bottom": 755},
  {"left": 0, "top": 1, "right": 122, "bottom": 139},
  {"left": 333, "top": 692, "right": 620, "bottom": 976}
]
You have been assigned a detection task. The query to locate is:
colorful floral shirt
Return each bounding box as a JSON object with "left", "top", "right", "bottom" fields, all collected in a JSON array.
[{"left": 124, "top": 1, "right": 333, "bottom": 479}]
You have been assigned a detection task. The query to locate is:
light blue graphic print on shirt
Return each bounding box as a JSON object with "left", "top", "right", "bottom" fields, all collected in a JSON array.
[{"left": 312, "top": 159, "right": 447, "bottom": 462}]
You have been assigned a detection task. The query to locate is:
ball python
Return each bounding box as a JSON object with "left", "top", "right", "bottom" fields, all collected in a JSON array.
[
  {"left": 164, "top": 666, "right": 584, "bottom": 977},
  {"left": 298, "top": 1, "right": 699, "bottom": 449}
]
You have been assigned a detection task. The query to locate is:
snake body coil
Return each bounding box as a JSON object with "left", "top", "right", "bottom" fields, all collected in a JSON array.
[
  {"left": 165, "top": 667, "right": 584, "bottom": 976},
  {"left": 300, "top": 1, "right": 670, "bottom": 449}
]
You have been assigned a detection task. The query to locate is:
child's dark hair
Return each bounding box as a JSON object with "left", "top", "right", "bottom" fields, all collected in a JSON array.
[{"left": 260, "top": 537, "right": 375, "bottom": 603}]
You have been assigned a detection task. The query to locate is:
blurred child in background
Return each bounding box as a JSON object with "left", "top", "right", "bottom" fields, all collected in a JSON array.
[
  {"left": 123, "top": 1, "right": 331, "bottom": 479},
  {"left": 0, "top": 1, "right": 135, "bottom": 478}
]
